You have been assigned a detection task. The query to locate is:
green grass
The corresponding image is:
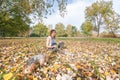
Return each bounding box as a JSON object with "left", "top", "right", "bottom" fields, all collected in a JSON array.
[
  {"left": 0, "top": 37, "right": 120, "bottom": 43},
  {"left": 57, "top": 37, "right": 120, "bottom": 43}
]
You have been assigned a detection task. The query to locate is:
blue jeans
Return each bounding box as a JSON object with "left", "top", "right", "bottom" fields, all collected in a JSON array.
[{"left": 48, "top": 42, "right": 65, "bottom": 54}]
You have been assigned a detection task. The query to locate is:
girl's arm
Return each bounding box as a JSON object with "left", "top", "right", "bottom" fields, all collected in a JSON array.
[{"left": 46, "top": 37, "right": 53, "bottom": 48}]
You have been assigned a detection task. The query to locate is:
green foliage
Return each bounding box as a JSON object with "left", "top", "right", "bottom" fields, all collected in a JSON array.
[
  {"left": 55, "top": 23, "right": 67, "bottom": 37},
  {"left": 85, "top": 0, "right": 113, "bottom": 37},
  {"left": 81, "top": 20, "right": 93, "bottom": 36},
  {"left": 104, "top": 12, "right": 120, "bottom": 37},
  {"left": 66, "top": 24, "right": 73, "bottom": 37},
  {"left": 0, "top": 0, "right": 68, "bottom": 37},
  {"left": 0, "top": 12, "right": 30, "bottom": 37},
  {"left": 66, "top": 25, "right": 77, "bottom": 37},
  {"left": 0, "top": 0, "right": 68, "bottom": 17},
  {"left": 32, "top": 23, "right": 48, "bottom": 37},
  {"left": 71, "top": 26, "right": 77, "bottom": 37},
  {"left": 0, "top": 1, "right": 31, "bottom": 37}
]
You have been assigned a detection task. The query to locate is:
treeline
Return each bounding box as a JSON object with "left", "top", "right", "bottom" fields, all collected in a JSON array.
[
  {"left": 32, "top": 1, "right": 120, "bottom": 38},
  {"left": 31, "top": 23, "right": 80, "bottom": 37}
]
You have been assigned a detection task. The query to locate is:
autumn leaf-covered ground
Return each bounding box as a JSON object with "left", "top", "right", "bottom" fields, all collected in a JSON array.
[{"left": 0, "top": 38, "right": 120, "bottom": 80}]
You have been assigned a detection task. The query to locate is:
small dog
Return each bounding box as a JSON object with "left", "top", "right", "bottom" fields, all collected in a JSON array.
[{"left": 23, "top": 54, "right": 49, "bottom": 74}]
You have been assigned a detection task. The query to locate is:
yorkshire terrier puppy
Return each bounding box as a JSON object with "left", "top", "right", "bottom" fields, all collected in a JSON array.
[{"left": 23, "top": 54, "right": 49, "bottom": 74}]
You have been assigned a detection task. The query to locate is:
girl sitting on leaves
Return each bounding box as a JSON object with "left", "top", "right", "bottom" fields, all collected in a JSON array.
[{"left": 46, "top": 29, "right": 65, "bottom": 54}]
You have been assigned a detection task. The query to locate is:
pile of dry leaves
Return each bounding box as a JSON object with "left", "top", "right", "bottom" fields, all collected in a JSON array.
[{"left": 0, "top": 38, "right": 120, "bottom": 80}]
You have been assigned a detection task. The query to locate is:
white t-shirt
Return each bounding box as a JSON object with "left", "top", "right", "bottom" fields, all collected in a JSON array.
[{"left": 46, "top": 36, "right": 57, "bottom": 47}]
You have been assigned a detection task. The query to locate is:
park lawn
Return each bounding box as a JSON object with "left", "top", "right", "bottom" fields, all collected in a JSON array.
[{"left": 0, "top": 38, "right": 120, "bottom": 80}]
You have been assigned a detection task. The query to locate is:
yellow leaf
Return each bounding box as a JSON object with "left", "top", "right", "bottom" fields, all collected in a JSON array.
[
  {"left": 44, "top": 68, "right": 49, "bottom": 73},
  {"left": 50, "top": 67, "right": 55, "bottom": 72},
  {"left": 87, "top": 72, "right": 93, "bottom": 77},
  {"left": 110, "top": 69, "right": 116, "bottom": 74},
  {"left": 3, "top": 72, "right": 13, "bottom": 80},
  {"left": 21, "top": 53, "right": 25, "bottom": 57},
  {"left": 100, "top": 74, "right": 105, "bottom": 78},
  {"left": 51, "top": 78, "right": 55, "bottom": 80},
  {"left": 76, "top": 65, "right": 81, "bottom": 69},
  {"left": 66, "top": 68, "right": 71, "bottom": 71},
  {"left": 27, "top": 75, "right": 33, "bottom": 79},
  {"left": 53, "top": 64, "right": 60, "bottom": 69},
  {"left": 11, "top": 67, "right": 16, "bottom": 72},
  {"left": 47, "top": 51, "right": 52, "bottom": 56},
  {"left": 61, "top": 57, "right": 65, "bottom": 61},
  {"left": 77, "top": 77, "right": 81, "bottom": 80},
  {"left": 17, "top": 73, "right": 24, "bottom": 77},
  {"left": 12, "top": 77, "right": 15, "bottom": 80},
  {"left": 104, "top": 71, "right": 109, "bottom": 76},
  {"left": 46, "top": 74, "right": 48, "bottom": 78},
  {"left": 108, "top": 57, "right": 111, "bottom": 61},
  {"left": 33, "top": 77, "right": 38, "bottom": 80}
]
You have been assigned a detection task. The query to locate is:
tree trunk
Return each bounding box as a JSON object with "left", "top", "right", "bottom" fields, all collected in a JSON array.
[
  {"left": 97, "top": 26, "right": 100, "bottom": 37},
  {"left": 0, "top": 0, "right": 3, "bottom": 7},
  {"left": 110, "top": 26, "right": 116, "bottom": 38},
  {"left": 96, "top": 15, "right": 102, "bottom": 37}
]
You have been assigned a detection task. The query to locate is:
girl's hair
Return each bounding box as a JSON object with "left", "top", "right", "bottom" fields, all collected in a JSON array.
[{"left": 50, "top": 29, "right": 56, "bottom": 38}]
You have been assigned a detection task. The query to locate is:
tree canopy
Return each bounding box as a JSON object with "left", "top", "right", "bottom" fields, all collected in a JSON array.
[
  {"left": 0, "top": 0, "right": 68, "bottom": 37},
  {"left": 81, "top": 20, "right": 93, "bottom": 36},
  {"left": 85, "top": 0, "right": 113, "bottom": 37},
  {"left": 66, "top": 25, "right": 77, "bottom": 37},
  {"left": 85, "top": 0, "right": 120, "bottom": 37},
  {"left": 55, "top": 23, "right": 67, "bottom": 37},
  {"left": 32, "top": 23, "right": 48, "bottom": 37}
]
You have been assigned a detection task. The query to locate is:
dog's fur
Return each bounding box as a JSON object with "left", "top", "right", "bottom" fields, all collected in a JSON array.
[{"left": 23, "top": 54, "right": 49, "bottom": 74}]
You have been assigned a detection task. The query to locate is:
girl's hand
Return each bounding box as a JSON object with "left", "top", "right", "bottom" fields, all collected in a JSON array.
[{"left": 52, "top": 45, "right": 57, "bottom": 48}]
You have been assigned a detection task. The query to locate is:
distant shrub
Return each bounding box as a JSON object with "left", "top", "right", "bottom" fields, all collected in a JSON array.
[
  {"left": 30, "top": 33, "right": 39, "bottom": 37},
  {"left": 100, "top": 32, "right": 116, "bottom": 38}
]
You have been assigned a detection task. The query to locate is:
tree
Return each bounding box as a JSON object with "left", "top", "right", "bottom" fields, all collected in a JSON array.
[
  {"left": 71, "top": 26, "right": 77, "bottom": 37},
  {"left": 55, "top": 23, "right": 67, "bottom": 37},
  {"left": 104, "top": 12, "right": 120, "bottom": 37},
  {"left": 66, "top": 24, "right": 73, "bottom": 37},
  {"left": 76, "top": 31, "right": 81, "bottom": 37},
  {"left": 0, "top": 0, "right": 68, "bottom": 37},
  {"left": 47, "top": 24, "right": 53, "bottom": 36},
  {"left": 66, "top": 24, "right": 77, "bottom": 37},
  {"left": 81, "top": 20, "right": 93, "bottom": 36},
  {"left": 85, "top": 0, "right": 113, "bottom": 37},
  {"left": 33, "top": 23, "right": 48, "bottom": 37},
  {"left": 0, "top": 4, "right": 30, "bottom": 37},
  {"left": 0, "top": 0, "right": 68, "bottom": 20}
]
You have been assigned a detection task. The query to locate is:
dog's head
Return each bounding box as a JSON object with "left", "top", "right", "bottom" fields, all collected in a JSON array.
[
  {"left": 23, "top": 63, "right": 36, "bottom": 74},
  {"left": 39, "top": 54, "right": 49, "bottom": 66},
  {"left": 23, "top": 66, "right": 31, "bottom": 74}
]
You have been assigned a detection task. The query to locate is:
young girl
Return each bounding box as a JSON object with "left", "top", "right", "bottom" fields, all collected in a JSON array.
[{"left": 46, "top": 29, "right": 65, "bottom": 54}]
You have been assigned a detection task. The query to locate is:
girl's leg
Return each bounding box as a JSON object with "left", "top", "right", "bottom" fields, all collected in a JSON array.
[
  {"left": 57, "top": 42, "right": 65, "bottom": 54},
  {"left": 57, "top": 48, "right": 65, "bottom": 54},
  {"left": 58, "top": 42, "right": 64, "bottom": 49},
  {"left": 48, "top": 47, "right": 58, "bottom": 52},
  {"left": 48, "top": 47, "right": 65, "bottom": 54}
]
